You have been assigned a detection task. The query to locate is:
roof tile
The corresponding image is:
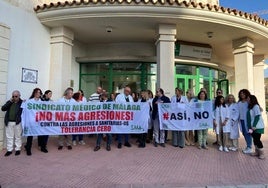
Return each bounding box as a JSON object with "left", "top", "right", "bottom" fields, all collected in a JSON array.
[{"left": 33, "top": 0, "right": 268, "bottom": 27}]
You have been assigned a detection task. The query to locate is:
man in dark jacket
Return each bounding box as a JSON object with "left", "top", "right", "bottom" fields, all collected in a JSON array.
[
  {"left": 152, "top": 88, "right": 171, "bottom": 147},
  {"left": 1, "top": 90, "right": 23, "bottom": 156}
]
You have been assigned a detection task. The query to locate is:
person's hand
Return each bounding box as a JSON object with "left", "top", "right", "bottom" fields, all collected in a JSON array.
[{"left": 248, "top": 129, "right": 253, "bottom": 134}]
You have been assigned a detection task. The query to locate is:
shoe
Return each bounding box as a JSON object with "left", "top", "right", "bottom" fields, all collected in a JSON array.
[
  {"left": 202, "top": 145, "right": 209, "bottom": 150},
  {"left": 117, "top": 143, "right": 122, "bottom": 149},
  {"left": 242, "top": 147, "right": 252, "bottom": 154},
  {"left": 230, "top": 147, "right": 238, "bottom": 152},
  {"left": 258, "top": 148, "right": 265, "bottom": 160},
  {"left": 213, "top": 141, "right": 218, "bottom": 145},
  {"left": 72, "top": 141, "right": 77, "bottom": 146},
  {"left": 67, "top": 146, "right": 72, "bottom": 150},
  {"left": 229, "top": 147, "right": 234, "bottom": 150},
  {"left": 179, "top": 146, "right": 184, "bottom": 149},
  {"left": 106, "top": 145, "right": 111, "bottom": 151},
  {"left": 160, "top": 143, "right": 165, "bottom": 147},
  {"left": 138, "top": 143, "right": 145, "bottom": 148},
  {"left": 198, "top": 146, "right": 202, "bottom": 149},
  {"left": 146, "top": 139, "right": 150, "bottom": 143},
  {"left": 219, "top": 146, "right": 223, "bottom": 152},
  {"left": 79, "top": 140, "right": 86, "bottom": 145},
  {"left": 41, "top": 148, "right": 48, "bottom": 153},
  {"left": 251, "top": 147, "right": 259, "bottom": 157},
  {"left": 223, "top": 147, "right": 229, "bottom": 152},
  {"left": 4, "top": 151, "right": 12, "bottom": 157},
  {"left": 124, "top": 142, "right": 132, "bottom": 147},
  {"left": 154, "top": 142, "right": 158, "bottom": 147},
  {"left": 173, "top": 145, "right": 179, "bottom": 147},
  {"left": 94, "top": 146, "right": 100, "bottom": 152},
  {"left": 58, "top": 146, "right": 63, "bottom": 150},
  {"left": 26, "top": 149, "right": 32, "bottom": 156},
  {"left": 15, "top": 150, "right": 21, "bottom": 156}
]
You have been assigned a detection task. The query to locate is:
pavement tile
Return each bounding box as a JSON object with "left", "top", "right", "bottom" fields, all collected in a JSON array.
[{"left": 0, "top": 130, "right": 267, "bottom": 188}]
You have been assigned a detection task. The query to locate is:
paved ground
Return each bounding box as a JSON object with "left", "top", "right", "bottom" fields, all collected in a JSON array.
[{"left": 0, "top": 129, "right": 268, "bottom": 188}]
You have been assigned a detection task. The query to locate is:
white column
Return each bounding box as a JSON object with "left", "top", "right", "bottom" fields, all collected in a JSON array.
[
  {"left": 50, "top": 27, "right": 74, "bottom": 99},
  {"left": 232, "top": 37, "right": 254, "bottom": 94},
  {"left": 0, "top": 23, "right": 10, "bottom": 150},
  {"left": 253, "top": 55, "right": 266, "bottom": 119},
  {"left": 156, "top": 24, "right": 176, "bottom": 98}
]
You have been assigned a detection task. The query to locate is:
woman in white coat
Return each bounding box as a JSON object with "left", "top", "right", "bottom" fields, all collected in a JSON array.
[
  {"left": 213, "top": 95, "right": 230, "bottom": 152},
  {"left": 226, "top": 94, "right": 240, "bottom": 151}
]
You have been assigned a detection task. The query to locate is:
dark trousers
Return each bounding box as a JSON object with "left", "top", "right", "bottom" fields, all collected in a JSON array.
[
  {"left": 117, "top": 134, "right": 129, "bottom": 144},
  {"left": 38, "top": 135, "right": 49, "bottom": 149},
  {"left": 251, "top": 132, "right": 263, "bottom": 149},
  {"left": 25, "top": 136, "right": 33, "bottom": 150},
  {"left": 138, "top": 133, "right": 147, "bottom": 147}
]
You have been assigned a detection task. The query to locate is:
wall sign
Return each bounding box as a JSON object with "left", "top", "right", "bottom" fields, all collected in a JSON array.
[
  {"left": 21, "top": 68, "right": 38, "bottom": 84},
  {"left": 175, "top": 44, "right": 212, "bottom": 60}
]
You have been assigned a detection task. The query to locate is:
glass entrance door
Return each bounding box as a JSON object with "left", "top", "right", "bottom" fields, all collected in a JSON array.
[{"left": 175, "top": 75, "right": 198, "bottom": 96}]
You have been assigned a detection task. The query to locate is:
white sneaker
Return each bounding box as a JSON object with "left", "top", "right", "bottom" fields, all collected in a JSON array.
[
  {"left": 223, "top": 147, "right": 229, "bottom": 152},
  {"left": 242, "top": 147, "right": 252, "bottom": 154},
  {"left": 230, "top": 147, "right": 238, "bottom": 151},
  {"left": 219, "top": 146, "right": 223, "bottom": 152},
  {"left": 72, "top": 140, "right": 77, "bottom": 146},
  {"left": 229, "top": 147, "right": 234, "bottom": 150},
  {"left": 79, "top": 140, "right": 86, "bottom": 145}
]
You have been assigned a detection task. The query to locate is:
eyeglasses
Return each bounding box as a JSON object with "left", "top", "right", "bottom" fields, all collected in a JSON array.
[
  {"left": 12, "top": 96, "right": 18, "bottom": 98},
  {"left": 217, "top": 92, "right": 222, "bottom": 94}
]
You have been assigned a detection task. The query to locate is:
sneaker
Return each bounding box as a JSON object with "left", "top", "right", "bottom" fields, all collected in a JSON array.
[
  {"left": 79, "top": 140, "right": 86, "bottom": 145},
  {"left": 160, "top": 143, "right": 165, "bottom": 147},
  {"left": 58, "top": 146, "right": 63, "bottom": 150},
  {"left": 67, "top": 145, "right": 72, "bottom": 150},
  {"left": 219, "top": 146, "right": 223, "bottom": 152},
  {"left": 117, "top": 143, "right": 122, "bottom": 149},
  {"left": 106, "top": 145, "right": 111, "bottom": 151},
  {"left": 72, "top": 141, "right": 77, "bottom": 146},
  {"left": 41, "top": 148, "right": 48, "bottom": 153},
  {"left": 229, "top": 146, "right": 234, "bottom": 150},
  {"left": 243, "top": 147, "right": 252, "bottom": 154},
  {"left": 230, "top": 147, "right": 238, "bottom": 152},
  {"left": 202, "top": 145, "right": 209, "bottom": 150},
  {"left": 223, "top": 147, "right": 229, "bottom": 152}
]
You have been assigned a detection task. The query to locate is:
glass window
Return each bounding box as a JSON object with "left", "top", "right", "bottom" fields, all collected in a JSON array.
[
  {"left": 219, "top": 71, "right": 226, "bottom": 79},
  {"left": 176, "top": 65, "right": 196, "bottom": 75},
  {"left": 199, "top": 67, "right": 210, "bottom": 77},
  {"left": 80, "top": 62, "right": 156, "bottom": 98}
]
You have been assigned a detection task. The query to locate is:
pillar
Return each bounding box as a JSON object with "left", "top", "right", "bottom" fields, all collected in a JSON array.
[
  {"left": 0, "top": 23, "right": 10, "bottom": 150},
  {"left": 50, "top": 27, "right": 74, "bottom": 99},
  {"left": 156, "top": 24, "right": 176, "bottom": 98},
  {"left": 232, "top": 37, "right": 254, "bottom": 95},
  {"left": 253, "top": 55, "right": 266, "bottom": 119}
]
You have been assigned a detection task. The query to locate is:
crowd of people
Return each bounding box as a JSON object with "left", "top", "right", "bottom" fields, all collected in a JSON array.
[{"left": 1, "top": 86, "right": 265, "bottom": 160}]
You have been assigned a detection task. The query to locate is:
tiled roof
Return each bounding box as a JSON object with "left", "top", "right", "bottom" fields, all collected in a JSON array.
[{"left": 34, "top": 0, "right": 268, "bottom": 27}]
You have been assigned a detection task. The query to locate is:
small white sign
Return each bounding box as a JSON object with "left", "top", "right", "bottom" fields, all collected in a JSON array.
[{"left": 179, "top": 44, "right": 212, "bottom": 59}]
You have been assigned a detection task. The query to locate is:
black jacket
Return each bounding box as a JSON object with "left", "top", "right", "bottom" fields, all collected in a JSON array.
[
  {"left": 1, "top": 99, "right": 23, "bottom": 126},
  {"left": 152, "top": 95, "right": 171, "bottom": 120}
]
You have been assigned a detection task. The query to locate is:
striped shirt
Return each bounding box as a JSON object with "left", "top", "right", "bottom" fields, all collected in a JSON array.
[{"left": 89, "top": 93, "right": 101, "bottom": 102}]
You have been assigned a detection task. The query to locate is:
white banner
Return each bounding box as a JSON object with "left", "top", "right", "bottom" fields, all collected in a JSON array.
[
  {"left": 21, "top": 101, "right": 150, "bottom": 136},
  {"left": 158, "top": 101, "right": 213, "bottom": 130}
]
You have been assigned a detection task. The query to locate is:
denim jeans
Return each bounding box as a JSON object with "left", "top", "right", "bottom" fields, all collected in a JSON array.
[
  {"left": 240, "top": 120, "right": 252, "bottom": 149},
  {"left": 96, "top": 134, "right": 112, "bottom": 146},
  {"left": 72, "top": 135, "right": 83, "bottom": 141}
]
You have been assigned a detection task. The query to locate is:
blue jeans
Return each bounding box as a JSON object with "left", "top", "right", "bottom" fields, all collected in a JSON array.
[
  {"left": 72, "top": 135, "right": 83, "bottom": 141},
  {"left": 117, "top": 134, "right": 129, "bottom": 144},
  {"left": 96, "top": 134, "right": 112, "bottom": 146},
  {"left": 240, "top": 120, "right": 252, "bottom": 148}
]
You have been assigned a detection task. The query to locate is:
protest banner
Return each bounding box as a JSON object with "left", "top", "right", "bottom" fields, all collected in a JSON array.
[
  {"left": 21, "top": 101, "right": 150, "bottom": 136},
  {"left": 158, "top": 101, "right": 213, "bottom": 130}
]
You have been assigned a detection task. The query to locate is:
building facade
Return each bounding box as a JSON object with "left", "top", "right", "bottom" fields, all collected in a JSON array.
[{"left": 0, "top": 0, "right": 268, "bottom": 149}]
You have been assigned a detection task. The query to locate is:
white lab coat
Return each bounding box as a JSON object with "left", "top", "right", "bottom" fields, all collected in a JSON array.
[
  {"left": 115, "top": 93, "right": 134, "bottom": 103},
  {"left": 227, "top": 103, "right": 240, "bottom": 139},
  {"left": 213, "top": 105, "right": 230, "bottom": 134},
  {"left": 170, "top": 95, "right": 188, "bottom": 104}
]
